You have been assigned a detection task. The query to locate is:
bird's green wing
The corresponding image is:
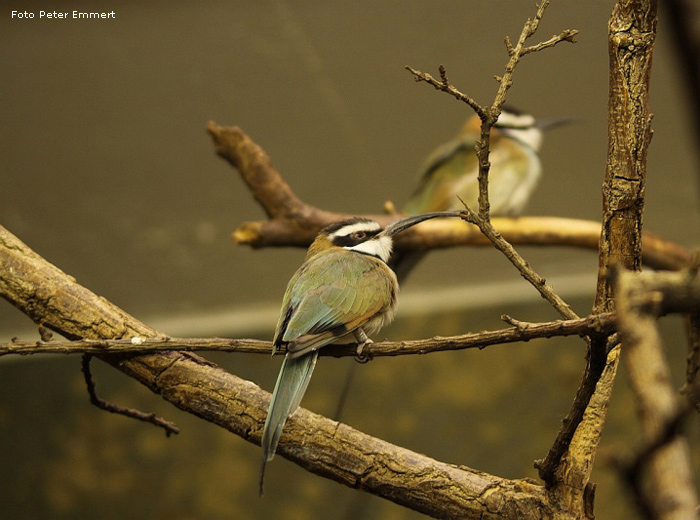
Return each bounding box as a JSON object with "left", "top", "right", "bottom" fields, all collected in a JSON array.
[
  {"left": 403, "top": 136, "right": 479, "bottom": 214},
  {"left": 275, "top": 250, "right": 394, "bottom": 356}
]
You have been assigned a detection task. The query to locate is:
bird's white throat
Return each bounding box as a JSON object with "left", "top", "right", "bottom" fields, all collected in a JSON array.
[{"left": 348, "top": 235, "right": 393, "bottom": 263}]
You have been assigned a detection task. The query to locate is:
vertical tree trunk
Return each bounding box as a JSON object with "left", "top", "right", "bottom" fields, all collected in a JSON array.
[{"left": 554, "top": 2, "right": 658, "bottom": 518}]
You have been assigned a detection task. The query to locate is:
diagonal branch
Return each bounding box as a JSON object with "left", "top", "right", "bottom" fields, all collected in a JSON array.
[
  {"left": 0, "top": 225, "right": 556, "bottom": 519},
  {"left": 520, "top": 29, "right": 579, "bottom": 56},
  {"left": 459, "top": 207, "right": 579, "bottom": 320},
  {"left": 404, "top": 65, "right": 486, "bottom": 118}
]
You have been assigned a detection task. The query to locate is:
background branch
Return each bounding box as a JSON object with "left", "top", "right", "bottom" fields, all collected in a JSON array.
[
  {"left": 615, "top": 267, "right": 699, "bottom": 519},
  {"left": 207, "top": 122, "right": 690, "bottom": 272},
  {"left": 614, "top": 406, "right": 692, "bottom": 520}
]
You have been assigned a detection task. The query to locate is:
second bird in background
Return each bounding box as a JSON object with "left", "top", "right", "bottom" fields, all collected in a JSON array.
[
  {"left": 403, "top": 107, "right": 571, "bottom": 216},
  {"left": 393, "top": 107, "right": 571, "bottom": 281}
]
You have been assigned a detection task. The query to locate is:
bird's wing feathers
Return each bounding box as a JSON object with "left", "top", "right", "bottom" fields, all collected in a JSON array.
[
  {"left": 404, "top": 136, "right": 478, "bottom": 213},
  {"left": 275, "top": 250, "right": 392, "bottom": 356},
  {"left": 420, "top": 136, "right": 475, "bottom": 180},
  {"left": 404, "top": 133, "right": 538, "bottom": 216}
]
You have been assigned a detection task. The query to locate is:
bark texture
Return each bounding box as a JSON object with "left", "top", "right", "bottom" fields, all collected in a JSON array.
[{"left": 0, "top": 225, "right": 557, "bottom": 519}]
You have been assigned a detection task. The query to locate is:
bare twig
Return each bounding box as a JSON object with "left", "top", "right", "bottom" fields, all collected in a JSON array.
[
  {"left": 520, "top": 29, "right": 579, "bottom": 56},
  {"left": 410, "top": 4, "right": 582, "bottom": 326},
  {"left": 404, "top": 65, "right": 486, "bottom": 119},
  {"left": 81, "top": 354, "right": 180, "bottom": 437},
  {"left": 0, "top": 312, "right": 616, "bottom": 357},
  {"left": 459, "top": 207, "right": 580, "bottom": 321},
  {"left": 407, "top": 2, "right": 577, "bottom": 224}
]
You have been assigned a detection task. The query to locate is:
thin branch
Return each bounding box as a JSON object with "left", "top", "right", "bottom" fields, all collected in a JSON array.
[
  {"left": 404, "top": 65, "right": 486, "bottom": 119},
  {"left": 520, "top": 29, "right": 579, "bottom": 56},
  {"left": 0, "top": 312, "right": 617, "bottom": 357},
  {"left": 459, "top": 207, "right": 580, "bottom": 321},
  {"left": 81, "top": 354, "right": 180, "bottom": 437},
  {"left": 476, "top": 2, "right": 577, "bottom": 223},
  {"left": 405, "top": 2, "right": 577, "bottom": 224}
]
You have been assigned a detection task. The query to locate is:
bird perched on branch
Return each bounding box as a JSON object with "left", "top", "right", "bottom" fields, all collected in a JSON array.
[
  {"left": 404, "top": 107, "right": 569, "bottom": 215},
  {"left": 395, "top": 107, "right": 571, "bottom": 279},
  {"left": 259, "top": 211, "right": 460, "bottom": 495}
]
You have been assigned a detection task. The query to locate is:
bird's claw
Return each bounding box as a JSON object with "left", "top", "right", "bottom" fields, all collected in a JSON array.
[{"left": 355, "top": 339, "right": 374, "bottom": 364}]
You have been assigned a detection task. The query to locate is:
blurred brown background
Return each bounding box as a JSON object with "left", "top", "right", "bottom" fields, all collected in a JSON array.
[{"left": 1, "top": 1, "right": 698, "bottom": 519}]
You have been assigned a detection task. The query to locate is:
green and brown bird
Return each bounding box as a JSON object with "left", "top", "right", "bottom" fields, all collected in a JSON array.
[
  {"left": 396, "top": 108, "right": 570, "bottom": 279},
  {"left": 259, "top": 211, "right": 459, "bottom": 495},
  {"left": 404, "top": 107, "right": 569, "bottom": 215}
]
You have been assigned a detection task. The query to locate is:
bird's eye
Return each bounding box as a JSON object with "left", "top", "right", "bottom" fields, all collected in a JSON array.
[{"left": 351, "top": 231, "right": 367, "bottom": 240}]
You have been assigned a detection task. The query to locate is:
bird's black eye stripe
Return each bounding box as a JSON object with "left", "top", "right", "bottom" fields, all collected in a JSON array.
[
  {"left": 332, "top": 229, "right": 380, "bottom": 247},
  {"left": 494, "top": 121, "right": 534, "bottom": 130}
]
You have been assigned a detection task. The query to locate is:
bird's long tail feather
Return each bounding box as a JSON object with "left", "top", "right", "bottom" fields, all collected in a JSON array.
[{"left": 259, "top": 351, "right": 319, "bottom": 496}]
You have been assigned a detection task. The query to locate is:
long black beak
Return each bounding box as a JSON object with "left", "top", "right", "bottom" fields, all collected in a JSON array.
[
  {"left": 536, "top": 117, "right": 577, "bottom": 131},
  {"left": 380, "top": 211, "right": 462, "bottom": 237}
]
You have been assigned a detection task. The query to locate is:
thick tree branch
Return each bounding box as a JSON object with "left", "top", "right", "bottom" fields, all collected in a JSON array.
[
  {"left": 0, "top": 312, "right": 616, "bottom": 357},
  {"left": 614, "top": 406, "right": 693, "bottom": 520},
  {"left": 0, "top": 224, "right": 562, "bottom": 519}
]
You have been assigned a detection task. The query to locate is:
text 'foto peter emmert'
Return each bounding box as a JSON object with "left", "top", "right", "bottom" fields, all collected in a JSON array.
[{"left": 11, "top": 11, "right": 116, "bottom": 20}]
